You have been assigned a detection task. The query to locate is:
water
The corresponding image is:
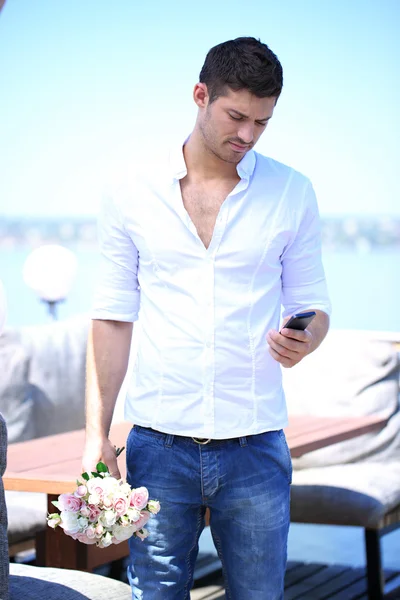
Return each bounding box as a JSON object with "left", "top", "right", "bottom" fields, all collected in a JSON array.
[
  {"left": 1, "top": 246, "right": 400, "bottom": 568},
  {"left": 1, "top": 247, "right": 399, "bottom": 331}
]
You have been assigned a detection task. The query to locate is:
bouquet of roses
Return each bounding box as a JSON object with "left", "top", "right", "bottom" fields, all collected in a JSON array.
[{"left": 47, "top": 448, "right": 160, "bottom": 548}]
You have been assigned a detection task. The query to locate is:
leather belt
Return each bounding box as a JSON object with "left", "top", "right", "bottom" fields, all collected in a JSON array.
[{"left": 145, "top": 427, "right": 240, "bottom": 445}]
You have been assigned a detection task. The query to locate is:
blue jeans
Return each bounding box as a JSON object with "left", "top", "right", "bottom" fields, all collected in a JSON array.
[{"left": 126, "top": 426, "right": 292, "bottom": 599}]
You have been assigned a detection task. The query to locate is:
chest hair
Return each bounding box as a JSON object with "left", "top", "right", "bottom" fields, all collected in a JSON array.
[{"left": 180, "top": 178, "right": 239, "bottom": 249}]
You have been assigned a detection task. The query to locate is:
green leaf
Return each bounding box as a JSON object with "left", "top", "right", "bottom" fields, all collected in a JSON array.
[
  {"left": 91, "top": 471, "right": 101, "bottom": 478},
  {"left": 96, "top": 462, "right": 108, "bottom": 473},
  {"left": 81, "top": 472, "right": 89, "bottom": 481},
  {"left": 51, "top": 501, "right": 60, "bottom": 509}
]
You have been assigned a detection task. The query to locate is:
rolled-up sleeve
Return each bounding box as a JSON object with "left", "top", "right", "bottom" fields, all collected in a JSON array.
[
  {"left": 91, "top": 195, "right": 140, "bottom": 322},
  {"left": 281, "top": 180, "right": 332, "bottom": 319}
]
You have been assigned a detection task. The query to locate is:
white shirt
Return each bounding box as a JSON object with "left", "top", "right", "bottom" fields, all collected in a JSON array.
[{"left": 92, "top": 144, "right": 331, "bottom": 438}]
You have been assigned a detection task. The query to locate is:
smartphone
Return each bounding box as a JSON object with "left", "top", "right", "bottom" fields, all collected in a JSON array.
[{"left": 281, "top": 310, "right": 316, "bottom": 332}]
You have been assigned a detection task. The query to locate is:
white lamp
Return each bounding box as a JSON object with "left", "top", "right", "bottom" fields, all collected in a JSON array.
[{"left": 23, "top": 245, "right": 78, "bottom": 320}]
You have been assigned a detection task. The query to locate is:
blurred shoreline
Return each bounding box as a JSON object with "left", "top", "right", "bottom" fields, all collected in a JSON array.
[{"left": 1, "top": 215, "right": 400, "bottom": 252}]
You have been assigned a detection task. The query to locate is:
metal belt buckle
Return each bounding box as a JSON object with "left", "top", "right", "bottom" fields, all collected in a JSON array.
[{"left": 192, "top": 437, "right": 212, "bottom": 445}]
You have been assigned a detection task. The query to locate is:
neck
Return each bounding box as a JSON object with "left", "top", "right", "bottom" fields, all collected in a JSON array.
[{"left": 183, "top": 128, "right": 240, "bottom": 182}]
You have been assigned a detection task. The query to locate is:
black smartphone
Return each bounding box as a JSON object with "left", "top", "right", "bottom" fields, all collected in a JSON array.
[{"left": 281, "top": 310, "right": 316, "bottom": 332}]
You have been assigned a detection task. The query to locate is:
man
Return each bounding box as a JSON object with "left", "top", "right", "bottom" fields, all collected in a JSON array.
[{"left": 83, "top": 37, "right": 331, "bottom": 599}]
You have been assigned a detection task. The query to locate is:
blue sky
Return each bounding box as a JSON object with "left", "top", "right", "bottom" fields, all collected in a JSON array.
[{"left": 0, "top": 0, "right": 399, "bottom": 217}]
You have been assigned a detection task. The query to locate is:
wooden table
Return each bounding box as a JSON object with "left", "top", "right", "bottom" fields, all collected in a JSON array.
[{"left": 4, "top": 415, "right": 387, "bottom": 571}]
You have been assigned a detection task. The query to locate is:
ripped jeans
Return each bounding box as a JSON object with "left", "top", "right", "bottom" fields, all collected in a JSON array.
[{"left": 126, "top": 425, "right": 291, "bottom": 600}]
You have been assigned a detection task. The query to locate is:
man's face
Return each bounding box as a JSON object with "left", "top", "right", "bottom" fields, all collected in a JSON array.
[{"left": 197, "top": 86, "right": 277, "bottom": 165}]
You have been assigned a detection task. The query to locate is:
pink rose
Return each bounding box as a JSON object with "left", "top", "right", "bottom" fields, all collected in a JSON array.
[
  {"left": 58, "top": 493, "right": 82, "bottom": 513},
  {"left": 85, "top": 526, "right": 96, "bottom": 539},
  {"left": 80, "top": 504, "right": 90, "bottom": 518},
  {"left": 74, "top": 485, "right": 87, "bottom": 498},
  {"left": 133, "top": 510, "right": 151, "bottom": 532},
  {"left": 92, "top": 485, "right": 104, "bottom": 498},
  {"left": 130, "top": 487, "right": 149, "bottom": 510},
  {"left": 88, "top": 504, "right": 102, "bottom": 522},
  {"left": 47, "top": 514, "right": 62, "bottom": 528},
  {"left": 87, "top": 479, "right": 105, "bottom": 499},
  {"left": 113, "top": 495, "right": 129, "bottom": 516}
]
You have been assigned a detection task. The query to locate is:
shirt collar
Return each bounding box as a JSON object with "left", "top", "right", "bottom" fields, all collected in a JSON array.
[
  {"left": 170, "top": 139, "right": 256, "bottom": 181},
  {"left": 236, "top": 148, "right": 256, "bottom": 179}
]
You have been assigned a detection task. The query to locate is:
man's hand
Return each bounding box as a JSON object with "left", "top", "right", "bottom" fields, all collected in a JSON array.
[
  {"left": 266, "top": 325, "right": 312, "bottom": 368},
  {"left": 267, "top": 309, "right": 330, "bottom": 368},
  {"left": 82, "top": 438, "right": 121, "bottom": 479}
]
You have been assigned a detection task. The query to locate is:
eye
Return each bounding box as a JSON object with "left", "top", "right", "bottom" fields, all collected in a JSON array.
[
  {"left": 256, "top": 121, "right": 268, "bottom": 127},
  {"left": 229, "top": 114, "right": 243, "bottom": 121}
]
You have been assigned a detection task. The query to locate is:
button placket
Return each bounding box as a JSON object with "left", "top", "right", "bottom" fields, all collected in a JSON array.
[
  {"left": 202, "top": 252, "right": 216, "bottom": 435},
  {"left": 201, "top": 204, "right": 231, "bottom": 435}
]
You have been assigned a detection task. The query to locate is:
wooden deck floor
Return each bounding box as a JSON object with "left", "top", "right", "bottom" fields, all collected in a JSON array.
[
  {"left": 91, "top": 552, "right": 400, "bottom": 599},
  {"left": 191, "top": 559, "right": 400, "bottom": 600}
]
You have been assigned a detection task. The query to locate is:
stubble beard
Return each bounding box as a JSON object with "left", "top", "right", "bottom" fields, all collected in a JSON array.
[{"left": 199, "top": 116, "right": 241, "bottom": 166}]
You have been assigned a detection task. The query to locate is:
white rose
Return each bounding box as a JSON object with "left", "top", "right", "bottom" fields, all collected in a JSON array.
[
  {"left": 112, "top": 523, "right": 136, "bottom": 542},
  {"left": 147, "top": 500, "right": 161, "bottom": 515},
  {"left": 100, "top": 531, "right": 113, "bottom": 548},
  {"left": 136, "top": 527, "right": 149, "bottom": 541},
  {"left": 101, "top": 477, "right": 119, "bottom": 494},
  {"left": 100, "top": 510, "right": 117, "bottom": 528},
  {"left": 77, "top": 516, "right": 89, "bottom": 530},
  {"left": 88, "top": 492, "right": 101, "bottom": 506},
  {"left": 102, "top": 494, "right": 113, "bottom": 508},
  {"left": 60, "top": 511, "right": 80, "bottom": 534},
  {"left": 127, "top": 508, "right": 141, "bottom": 522},
  {"left": 118, "top": 482, "right": 132, "bottom": 496}
]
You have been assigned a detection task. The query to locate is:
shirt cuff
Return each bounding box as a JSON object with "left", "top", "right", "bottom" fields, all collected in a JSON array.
[{"left": 91, "top": 288, "right": 140, "bottom": 322}]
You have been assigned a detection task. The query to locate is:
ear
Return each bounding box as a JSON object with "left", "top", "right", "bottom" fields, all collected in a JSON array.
[{"left": 193, "top": 83, "right": 209, "bottom": 109}]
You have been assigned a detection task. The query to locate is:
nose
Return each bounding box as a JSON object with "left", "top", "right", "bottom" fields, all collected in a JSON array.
[{"left": 237, "top": 122, "right": 254, "bottom": 145}]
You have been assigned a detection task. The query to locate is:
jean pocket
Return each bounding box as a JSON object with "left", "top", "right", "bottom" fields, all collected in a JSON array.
[{"left": 278, "top": 429, "right": 293, "bottom": 484}]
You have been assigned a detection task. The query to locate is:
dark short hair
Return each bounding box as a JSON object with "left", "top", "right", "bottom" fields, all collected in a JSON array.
[{"left": 199, "top": 37, "right": 283, "bottom": 103}]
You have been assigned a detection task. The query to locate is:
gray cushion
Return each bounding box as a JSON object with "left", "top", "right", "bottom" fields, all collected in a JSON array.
[
  {"left": 291, "top": 461, "right": 400, "bottom": 527},
  {"left": 6, "top": 491, "right": 47, "bottom": 546},
  {"left": 0, "top": 342, "right": 35, "bottom": 443},
  {"left": 6, "top": 314, "right": 90, "bottom": 438},
  {"left": 9, "top": 564, "right": 132, "bottom": 599},
  {"left": 283, "top": 330, "right": 400, "bottom": 468}
]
